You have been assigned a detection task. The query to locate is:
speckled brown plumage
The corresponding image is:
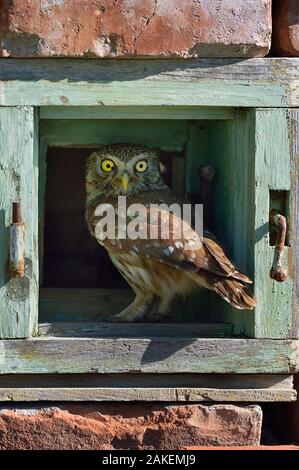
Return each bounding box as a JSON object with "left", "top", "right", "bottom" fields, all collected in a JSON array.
[{"left": 86, "top": 143, "right": 256, "bottom": 322}]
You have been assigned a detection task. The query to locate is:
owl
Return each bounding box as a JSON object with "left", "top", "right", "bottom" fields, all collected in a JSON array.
[{"left": 86, "top": 143, "right": 256, "bottom": 322}]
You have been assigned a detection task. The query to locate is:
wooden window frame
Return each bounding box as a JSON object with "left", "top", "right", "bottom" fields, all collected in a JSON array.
[{"left": 0, "top": 58, "right": 298, "bottom": 402}]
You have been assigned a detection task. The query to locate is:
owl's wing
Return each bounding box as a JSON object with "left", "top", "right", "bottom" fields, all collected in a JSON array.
[{"left": 116, "top": 206, "right": 252, "bottom": 284}]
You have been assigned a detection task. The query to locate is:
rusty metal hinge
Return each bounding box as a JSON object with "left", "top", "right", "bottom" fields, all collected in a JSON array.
[
  {"left": 9, "top": 201, "right": 25, "bottom": 278},
  {"left": 269, "top": 209, "right": 288, "bottom": 282}
]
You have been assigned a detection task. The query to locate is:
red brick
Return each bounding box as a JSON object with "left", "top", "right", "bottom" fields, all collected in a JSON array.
[
  {"left": 273, "top": 0, "right": 299, "bottom": 56},
  {"left": 0, "top": 0, "right": 271, "bottom": 58},
  {"left": 182, "top": 446, "right": 299, "bottom": 450},
  {"left": 0, "top": 403, "right": 262, "bottom": 450}
]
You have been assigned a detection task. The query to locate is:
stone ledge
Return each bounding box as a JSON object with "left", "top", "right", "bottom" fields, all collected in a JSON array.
[
  {"left": 0, "top": 0, "right": 271, "bottom": 58},
  {"left": 0, "top": 403, "right": 262, "bottom": 450}
]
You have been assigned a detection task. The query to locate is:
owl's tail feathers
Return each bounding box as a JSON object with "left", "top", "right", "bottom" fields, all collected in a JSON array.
[
  {"left": 213, "top": 278, "right": 256, "bottom": 310},
  {"left": 195, "top": 272, "right": 256, "bottom": 310}
]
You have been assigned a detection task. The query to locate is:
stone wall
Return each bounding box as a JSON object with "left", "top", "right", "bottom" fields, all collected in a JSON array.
[
  {"left": 0, "top": 0, "right": 272, "bottom": 58},
  {"left": 1, "top": 1, "right": 298, "bottom": 58},
  {"left": 0, "top": 404, "right": 262, "bottom": 450}
]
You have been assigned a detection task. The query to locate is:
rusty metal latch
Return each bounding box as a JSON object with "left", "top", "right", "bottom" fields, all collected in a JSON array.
[
  {"left": 9, "top": 201, "right": 25, "bottom": 278},
  {"left": 269, "top": 209, "right": 288, "bottom": 283}
]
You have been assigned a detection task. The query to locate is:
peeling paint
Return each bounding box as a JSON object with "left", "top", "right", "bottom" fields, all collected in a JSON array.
[{"left": 0, "top": 82, "right": 5, "bottom": 105}]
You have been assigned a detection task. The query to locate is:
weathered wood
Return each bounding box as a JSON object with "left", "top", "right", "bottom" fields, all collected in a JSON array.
[
  {"left": 40, "top": 106, "right": 235, "bottom": 120},
  {"left": 220, "top": 109, "right": 255, "bottom": 337},
  {"left": 39, "top": 288, "right": 233, "bottom": 326},
  {"left": 0, "top": 107, "right": 39, "bottom": 339},
  {"left": 171, "top": 154, "right": 186, "bottom": 198},
  {"left": 38, "top": 322, "right": 233, "bottom": 338},
  {"left": 184, "top": 122, "right": 210, "bottom": 322},
  {"left": 0, "top": 373, "right": 293, "bottom": 389},
  {"left": 0, "top": 387, "right": 295, "bottom": 402},
  {"left": 39, "top": 119, "right": 189, "bottom": 151},
  {"left": 1, "top": 58, "right": 298, "bottom": 83},
  {"left": 0, "top": 338, "right": 297, "bottom": 374},
  {"left": 253, "top": 109, "right": 294, "bottom": 339},
  {"left": 0, "top": 373, "right": 295, "bottom": 402},
  {"left": 9, "top": 218, "right": 25, "bottom": 279},
  {"left": 39, "top": 288, "right": 134, "bottom": 322},
  {"left": 184, "top": 115, "right": 256, "bottom": 336},
  {"left": 289, "top": 110, "right": 299, "bottom": 339},
  {"left": 0, "top": 58, "right": 299, "bottom": 107},
  {"left": 38, "top": 139, "right": 48, "bottom": 286}
]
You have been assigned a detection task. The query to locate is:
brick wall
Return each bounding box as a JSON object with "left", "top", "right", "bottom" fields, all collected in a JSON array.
[{"left": 0, "top": 0, "right": 272, "bottom": 58}]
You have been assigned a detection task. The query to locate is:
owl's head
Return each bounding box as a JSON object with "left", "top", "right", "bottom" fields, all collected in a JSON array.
[{"left": 86, "top": 143, "right": 167, "bottom": 197}]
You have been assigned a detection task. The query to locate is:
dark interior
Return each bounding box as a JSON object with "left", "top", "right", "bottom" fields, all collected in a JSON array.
[{"left": 42, "top": 147, "right": 179, "bottom": 288}]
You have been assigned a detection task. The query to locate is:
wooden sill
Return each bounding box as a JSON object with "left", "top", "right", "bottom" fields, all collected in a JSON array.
[
  {"left": 38, "top": 322, "right": 233, "bottom": 338},
  {"left": 0, "top": 373, "right": 296, "bottom": 403},
  {"left": 0, "top": 337, "right": 297, "bottom": 375}
]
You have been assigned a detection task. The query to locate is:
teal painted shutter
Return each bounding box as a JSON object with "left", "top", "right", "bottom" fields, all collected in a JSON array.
[
  {"left": 0, "top": 107, "right": 39, "bottom": 338},
  {"left": 253, "top": 109, "right": 293, "bottom": 339}
]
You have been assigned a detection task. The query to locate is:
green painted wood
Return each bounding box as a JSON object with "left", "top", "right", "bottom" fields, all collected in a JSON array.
[
  {"left": 203, "top": 120, "right": 242, "bottom": 333},
  {"left": 39, "top": 288, "right": 134, "bottom": 322},
  {"left": 185, "top": 122, "right": 210, "bottom": 321},
  {"left": 0, "top": 79, "right": 285, "bottom": 108},
  {"left": 38, "top": 140, "right": 48, "bottom": 286},
  {"left": 206, "top": 113, "right": 256, "bottom": 337},
  {"left": 0, "top": 58, "right": 297, "bottom": 83},
  {"left": 0, "top": 107, "right": 39, "bottom": 339},
  {"left": 40, "top": 106, "right": 235, "bottom": 120},
  {"left": 185, "top": 115, "right": 255, "bottom": 336},
  {"left": 171, "top": 154, "right": 186, "bottom": 198},
  {"left": 38, "top": 322, "right": 233, "bottom": 338},
  {"left": 0, "top": 58, "right": 296, "bottom": 107},
  {"left": 289, "top": 109, "right": 299, "bottom": 339},
  {"left": 40, "top": 119, "right": 188, "bottom": 151},
  {"left": 184, "top": 110, "right": 294, "bottom": 339},
  {"left": 253, "top": 109, "right": 293, "bottom": 339},
  {"left": 38, "top": 286, "right": 232, "bottom": 331},
  {"left": 0, "top": 338, "right": 297, "bottom": 374}
]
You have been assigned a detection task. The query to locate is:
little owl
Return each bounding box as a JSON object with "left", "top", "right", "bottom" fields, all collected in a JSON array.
[{"left": 86, "top": 143, "right": 256, "bottom": 322}]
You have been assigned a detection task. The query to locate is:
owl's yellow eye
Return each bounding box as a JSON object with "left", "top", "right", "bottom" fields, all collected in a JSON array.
[
  {"left": 101, "top": 159, "right": 115, "bottom": 173},
  {"left": 135, "top": 160, "right": 148, "bottom": 173}
]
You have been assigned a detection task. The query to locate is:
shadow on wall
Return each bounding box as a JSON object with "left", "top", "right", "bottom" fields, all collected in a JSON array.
[{"left": 0, "top": 58, "right": 249, "bottom": 82}]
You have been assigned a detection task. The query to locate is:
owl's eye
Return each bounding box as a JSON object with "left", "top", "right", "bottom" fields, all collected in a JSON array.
[
  {"left": 101, "top": 159, "right": 115, "bottom": 173},
  {"left": 135, "top": 160, "right": 148, "bottom": 173}
]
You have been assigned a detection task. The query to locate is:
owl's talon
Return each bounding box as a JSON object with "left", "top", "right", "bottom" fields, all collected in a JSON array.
[
  {"left": 106, "top": 313, "right": 138, "bottom": 323},
  {"left": 106, "top": 314, "right": 126, "bottom": 323}
]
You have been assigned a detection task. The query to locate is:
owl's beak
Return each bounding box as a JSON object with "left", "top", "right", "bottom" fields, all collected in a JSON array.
[{"left": 121, "top": 172, "right": 130, "bottom": 193}]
